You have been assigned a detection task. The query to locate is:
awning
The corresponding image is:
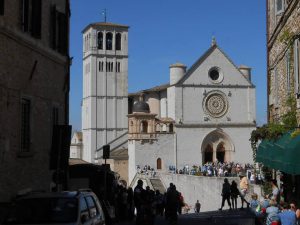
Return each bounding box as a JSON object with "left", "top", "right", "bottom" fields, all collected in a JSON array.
[{"left": 256, "top": 131, "right": 300, "bottom": 175}]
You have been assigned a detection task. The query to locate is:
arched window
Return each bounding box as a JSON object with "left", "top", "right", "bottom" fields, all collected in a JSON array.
[
  {"left": 216, "top": 143, "right": 225, "bottom": 163},
  {"left": 106, "top": 32, "right": 113, "bottom": 50},
  {"left": 97, "top": 32, "right": 103, "bottom": 49},
  {"left": 157, "top": 158, "right": 162, "bottom": 170},
  {"left": 140, "top": 121, "right": 148, "bottom": 133},
  {"left": 116, "top": 33, "right": 121, "bottom": 50},
  {"left": 169, "top": 124, "right": 173, "bottom": 133},
  {"left": 110, "top": 62, "right": 113, "bottom": 72}
]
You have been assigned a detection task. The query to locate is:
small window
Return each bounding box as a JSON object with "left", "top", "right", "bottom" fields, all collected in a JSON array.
[
  {"left": 21, "top": 98, "right": 31, "bottom": 152},
  {"left": 116, "top": 33, "right": 121, "bottom": 50},
  {"left": 0, "top": 0, "right": 4, "bottom": 15},
  {"left": 275, "top": 0, "right": 284, "bottom": 14},
  {"left": 98, "top": 32, "right": 103, "bottom": 49},
  {"left": 141, "top": 121, "right": 148, "bottom": 133},
  {"left": 106, "top": 32, "right": 113, "bottom": 50}
]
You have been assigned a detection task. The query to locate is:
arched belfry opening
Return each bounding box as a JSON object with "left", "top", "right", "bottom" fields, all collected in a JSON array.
[
  {"left": 116, "top": 33, "right": 121, "bottom": 50},
  {"left": 201, "top": 129, "right": 234, "bottom": 164},
  {"left": 97, "top": 32, "right": 103, "bottom": 49},
  {"left": 106, "top": 32, "right": 113, "bottom": 50}
]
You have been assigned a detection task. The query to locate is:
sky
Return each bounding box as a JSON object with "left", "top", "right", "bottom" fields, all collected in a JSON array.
[{"left": 69, "top": 0, "right": 267, "bottom": 132}]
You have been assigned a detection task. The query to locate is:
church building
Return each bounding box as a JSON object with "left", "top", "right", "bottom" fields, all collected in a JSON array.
[{"left": 81, "top": 22, "right": 256, "bottom": 184}]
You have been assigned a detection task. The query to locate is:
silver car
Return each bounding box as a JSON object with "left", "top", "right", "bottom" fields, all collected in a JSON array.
[{"left": 3, "top": 190, "right": 106, "bottom": 225}]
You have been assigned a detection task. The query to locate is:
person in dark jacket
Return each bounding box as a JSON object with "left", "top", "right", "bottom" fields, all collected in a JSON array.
[
  {"left": 230, "top": 180, "right": 239, "bottom": 209},
  {"left": 219, "top": 178, "right": 232, "bottom": 210},
  {"left": 166, "top": 184, "right": 180, "bottom": 225}
]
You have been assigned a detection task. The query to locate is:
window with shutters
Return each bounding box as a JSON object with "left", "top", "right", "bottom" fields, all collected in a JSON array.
[
  {"left": 21, "top": 0, "right": 41, "bottom": 38},
  {"left": 21, "top": 98, "right": 31, "bottom": 152},
  {"left": 0, "top": 0, "right": 4, "bottom": 15},
  {"left": 50, "top": 4, "right": 68, "bottom": 55}
]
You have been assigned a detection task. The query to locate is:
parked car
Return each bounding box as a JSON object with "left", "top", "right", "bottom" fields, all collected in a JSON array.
[{"left": 2, "top": 190, "right": 106, "bottom": 225}]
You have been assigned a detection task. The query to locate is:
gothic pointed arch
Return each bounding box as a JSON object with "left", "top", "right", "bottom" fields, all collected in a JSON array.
[{"left": 201, "top": 129, "right": 234, "bottom": 163}]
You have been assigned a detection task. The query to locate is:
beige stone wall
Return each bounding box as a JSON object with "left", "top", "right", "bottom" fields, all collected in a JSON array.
[
  {"left": 0, "top": 0, "right": 69, "bottom": 202},
  {"left": 268, "top": 0, "right": 300, "bottom": 123}
]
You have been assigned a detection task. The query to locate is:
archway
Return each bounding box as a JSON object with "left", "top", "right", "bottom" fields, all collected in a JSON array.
[
  {"left": 157, "top": 158, "right": 162, "bottom": 170},
  {"left": 201, "top": 129, "right": 234, "bottom": 164}
]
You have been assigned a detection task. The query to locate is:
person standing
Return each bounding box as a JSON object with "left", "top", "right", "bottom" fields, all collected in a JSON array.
[
  {"left": 166, "top": 184, "right": 180, "bottom": 225},
  {"left": 134, "top": 179, "right": 145, "bottom": 225},
  {"left": 278, "top": 203, "right": 297, "bottom": 225},
  {"left": 239, "top": 172, "right": 250, "bottom": 209},
  {"left": 219, "top": 178, "right": 232, "bottom": 210},
  {"left": 195, "top": 200, "right": 201, "bottom": 213},
  {"left": 230, "top": 180, "right": 239, "bottom": 209}
]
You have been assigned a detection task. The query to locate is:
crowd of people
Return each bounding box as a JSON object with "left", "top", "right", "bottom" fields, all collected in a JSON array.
[
  {"left": 113, "top": 180, "right": 187, "bottom": 225},
  {"left": 169, "top": 161, "right": 256, "bottom": 178},
  {"left": 218, "top": 173, "right": 300, "bottom": 225},
  {"left": 247, "top": 179, "right": 300, "bottom": 225},
  {"left": 136, "top": 165, "right": 157, "bottom": 177}
]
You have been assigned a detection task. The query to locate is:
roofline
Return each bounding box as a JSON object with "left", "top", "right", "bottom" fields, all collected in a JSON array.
[
  {"left": 129, "top": 83, "right": 171, "bottom": 96},
  {"left": 82, "top": 22, "right": 129, "bottom": 33}
]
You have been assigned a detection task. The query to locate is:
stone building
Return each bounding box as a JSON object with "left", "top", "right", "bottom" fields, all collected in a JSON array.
[
  {"left": 70, "top": 132, "right": 83, "bottom": 159},
  {"left": 81, "top": 22, "right": 256, "bottom": 184},
  {"left": 0, "top": 0, "right": 70, "bottom": 202},
  {"left": 267, "top": 0, "right": 300, "bottom": 122},
  {"left": 127, "top": 41, "right": 256, "bottom": 183},
  {"left": 81, "top": 22, "right": 129, "bottom": 163}
]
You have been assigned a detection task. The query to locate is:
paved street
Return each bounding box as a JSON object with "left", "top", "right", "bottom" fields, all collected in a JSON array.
[{"left": 115, "top": 209, "right": 255, "bottom": 225}]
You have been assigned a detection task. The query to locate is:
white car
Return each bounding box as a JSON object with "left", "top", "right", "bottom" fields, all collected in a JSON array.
[{"left": 3, "top": 190, "right": 106, "bottom": 225}]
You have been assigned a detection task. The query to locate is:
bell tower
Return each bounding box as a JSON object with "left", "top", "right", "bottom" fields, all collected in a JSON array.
[{"left": 81, "top": 22, "right": 129, "bottom": 162}]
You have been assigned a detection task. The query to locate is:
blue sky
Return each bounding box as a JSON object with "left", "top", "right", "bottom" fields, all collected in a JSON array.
[{"left": 70, "top": 0, "right": 267, "bottom": 131}]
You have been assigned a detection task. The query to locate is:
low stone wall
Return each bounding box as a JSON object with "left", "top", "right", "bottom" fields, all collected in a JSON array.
[{"left": 160, "top": 173, "right": 248, "bottom": 212}]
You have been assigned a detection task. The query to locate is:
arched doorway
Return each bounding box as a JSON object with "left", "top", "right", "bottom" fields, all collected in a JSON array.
[
  {"left": 157, "top": 158, "right": 162, "bottom": 170},
  {"left": 204, "top": 144, "right": 213, "bottom": 163},
  {"left": 216, "top": 143, "right": 225, "bottom": 163},
  {"left": 201, "top": 129, "right": 234, "bottom": 163}
]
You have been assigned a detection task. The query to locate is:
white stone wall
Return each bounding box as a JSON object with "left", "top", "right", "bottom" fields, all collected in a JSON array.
[
  {"left": 128, "top": 133, "right": 175, "bottom": 184},
  {"left": 160, "top": 173, "right": 243, "bottom": 212}
]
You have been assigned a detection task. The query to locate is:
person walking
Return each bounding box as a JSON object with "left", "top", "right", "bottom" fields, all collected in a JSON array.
[
  {"left": 278, "top": 203, "right": 297, "bottom": 225},
  {"left": 195, "top": 200, "right": 201, "bottom": 213},
  {"left": 239, "top": 172, "right": 250, "bottom": 209},
  {"left": 230, "top": 180, "right": 239, "bottom": 209},
  {"left": 219, "top": 178, "right": 232, "bottom": 210}
]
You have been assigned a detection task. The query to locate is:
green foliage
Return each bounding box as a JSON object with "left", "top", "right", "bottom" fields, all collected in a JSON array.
[
  {"left": 250, "top": 95, "right": 298, "bottom": 161},
  {"left": 279, "top": 29, "right": 293, "bottom": 44}
]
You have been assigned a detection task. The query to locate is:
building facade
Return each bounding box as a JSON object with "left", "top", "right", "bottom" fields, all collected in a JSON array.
[
  {"left": 0, "top": 0, "right": 70, "bottom": 202},
  {"left": 127, "top": 41, "right": 256, "bottom": 183},
  {"left": 267, "top": 0, "right": 300, "bottom": 122},
  {"left": 82, "top": 22, "right": 129, "bottom": 163}
]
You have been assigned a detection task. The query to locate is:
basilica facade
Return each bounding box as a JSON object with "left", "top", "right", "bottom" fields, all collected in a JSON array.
[{"left": 81, "top": 22, "right": 256, "bottom": 184}]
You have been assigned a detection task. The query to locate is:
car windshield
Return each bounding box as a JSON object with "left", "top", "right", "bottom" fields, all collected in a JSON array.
[{"left": 4, "top": 197, "right": 78, "bottom": 224}]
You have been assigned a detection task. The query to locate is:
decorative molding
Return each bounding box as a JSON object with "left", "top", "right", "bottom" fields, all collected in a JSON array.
[{"left": 175, "top": 123, "right": 256, "bottom": 128}]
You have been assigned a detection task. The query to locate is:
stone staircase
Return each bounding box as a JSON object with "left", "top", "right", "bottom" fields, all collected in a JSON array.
[{"left": 129, "top": 173, "right": 166, "bottom": 193}]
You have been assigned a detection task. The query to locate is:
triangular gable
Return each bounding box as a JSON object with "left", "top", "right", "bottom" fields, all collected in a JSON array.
[{"left": 176, "top": 44, "right": 254, "bottom": 87}]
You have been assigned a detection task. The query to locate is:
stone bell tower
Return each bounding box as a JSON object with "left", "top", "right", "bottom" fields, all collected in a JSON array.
[{"left": 81, "top": 22, "right": 129, "bottom": 162}]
